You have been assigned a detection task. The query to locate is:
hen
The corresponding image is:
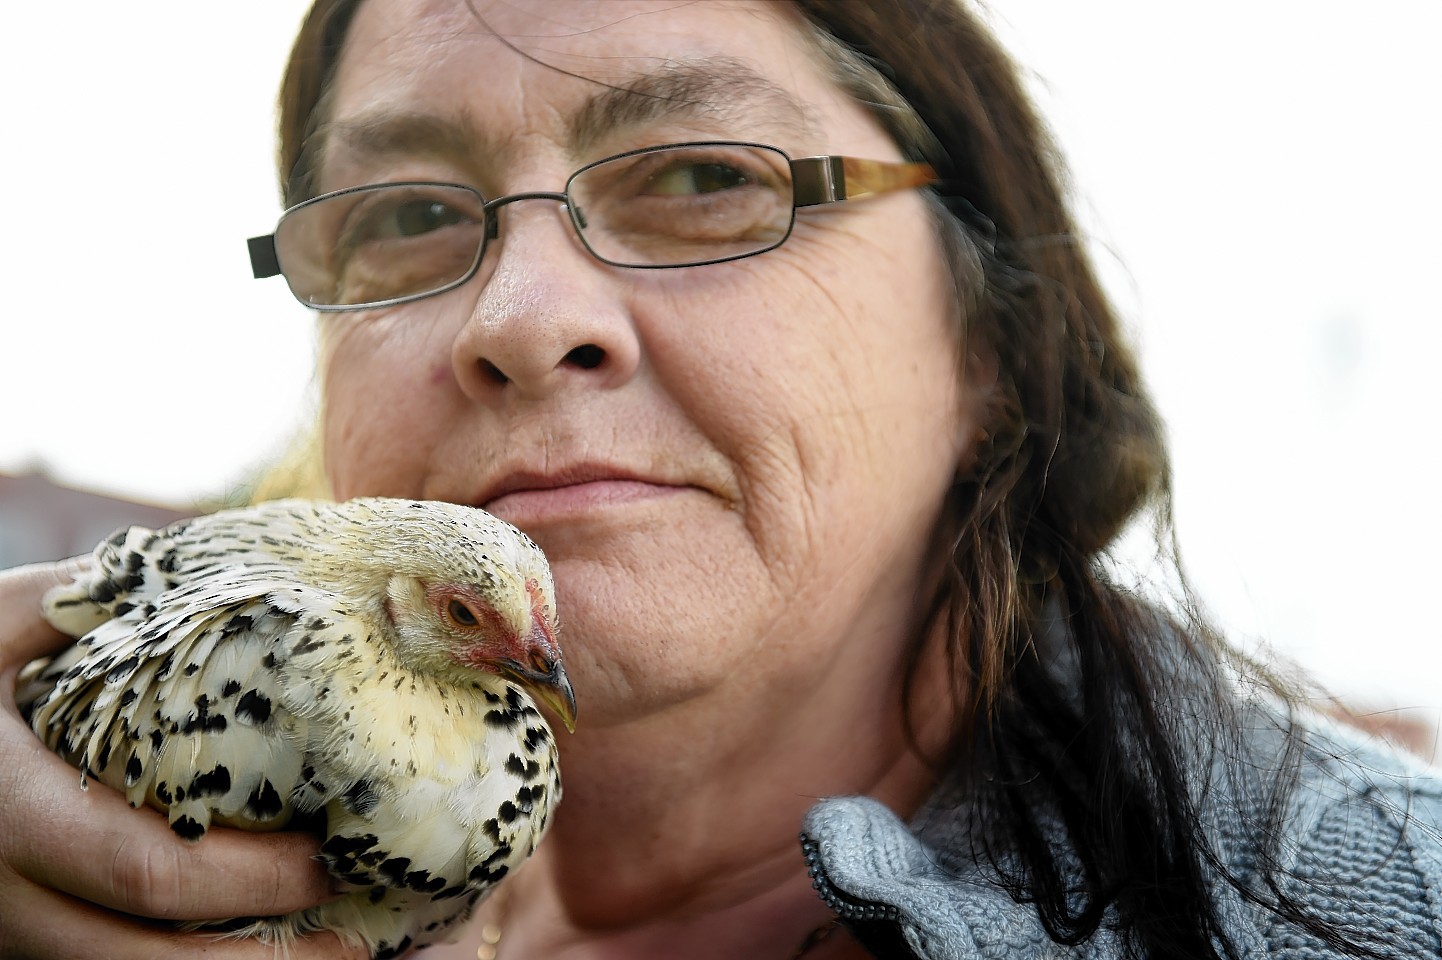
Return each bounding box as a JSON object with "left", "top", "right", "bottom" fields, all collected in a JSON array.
[{"left": 19, "top": 497, "right": 575, "bottom": 959}]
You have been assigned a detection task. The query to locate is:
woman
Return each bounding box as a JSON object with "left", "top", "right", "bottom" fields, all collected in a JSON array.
[{"left": 1, "top": 2, "right": 1438, "bottom": 958}]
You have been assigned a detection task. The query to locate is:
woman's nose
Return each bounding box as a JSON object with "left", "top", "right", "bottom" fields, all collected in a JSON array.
[{"left": 449, "top": 200, "right": 641, "bottom": 403}]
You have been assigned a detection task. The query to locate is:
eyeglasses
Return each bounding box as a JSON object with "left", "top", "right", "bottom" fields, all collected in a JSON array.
[{"left": 247, "top": 140, "right": 937, "bottom": 311}]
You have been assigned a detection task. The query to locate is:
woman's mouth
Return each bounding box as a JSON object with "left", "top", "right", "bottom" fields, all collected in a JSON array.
[{"left": 477, "top": 469, "right": 691, "bottom": 526}]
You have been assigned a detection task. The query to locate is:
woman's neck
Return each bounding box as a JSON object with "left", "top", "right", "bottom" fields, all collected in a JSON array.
[{"left": 446, "top": 661, "right": 949, "bottom": 960}]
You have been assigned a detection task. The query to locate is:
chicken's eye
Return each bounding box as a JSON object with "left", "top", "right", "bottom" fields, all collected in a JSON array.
[{"left": 448, "top": 599, "right": 479, "bottom": 627}]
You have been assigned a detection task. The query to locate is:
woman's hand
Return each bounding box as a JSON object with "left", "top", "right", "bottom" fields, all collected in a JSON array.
[{"left": 0, "top": 561, "right": 365, "bottom": 959}]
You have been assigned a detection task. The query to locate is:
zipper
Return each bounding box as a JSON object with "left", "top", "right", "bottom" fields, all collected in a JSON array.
[{"left": 800, "top": 833, "right": 902, "bottom": 923}]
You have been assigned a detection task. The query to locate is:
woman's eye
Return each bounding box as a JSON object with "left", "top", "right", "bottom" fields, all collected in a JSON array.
[
  {"left": 448, "top": 599, "right": 479, "bottom": 626},
  {"left": 387, "top": 199, "right": 466, "bottom": 236},
  {"left": 343, "top": 195, "right": 471, "bottom": 247},
  {"left": 645, "top": 162, "right": 750, "bottom": 196}
]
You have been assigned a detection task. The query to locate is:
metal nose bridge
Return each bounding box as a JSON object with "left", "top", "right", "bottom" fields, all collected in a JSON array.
[{"left": 481, "top": 190, "right": 572, "bottom": 241}]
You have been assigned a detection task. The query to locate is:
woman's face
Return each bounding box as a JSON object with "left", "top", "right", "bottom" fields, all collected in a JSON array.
[{"left": 320, "top": 0, "right": 979, "bottom": 727}]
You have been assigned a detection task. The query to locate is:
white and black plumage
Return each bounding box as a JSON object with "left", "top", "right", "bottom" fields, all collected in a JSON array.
[{"left": 18, "top": 497, "right": 575, "bottom": 959}]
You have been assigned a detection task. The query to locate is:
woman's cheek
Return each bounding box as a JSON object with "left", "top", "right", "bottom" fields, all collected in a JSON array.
[{"left": 319, "top": 318, "right": 441, "bottom": 499}]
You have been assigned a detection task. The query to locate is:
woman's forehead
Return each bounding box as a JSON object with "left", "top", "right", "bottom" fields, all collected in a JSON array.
[
  {"left": 327, "top": 0, "right": 866, "bottom": 163},
  {"left": 344, "top": 0, "right": 810, "bottom": 72}
]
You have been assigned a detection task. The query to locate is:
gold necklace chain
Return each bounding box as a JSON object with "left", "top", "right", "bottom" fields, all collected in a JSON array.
[{"left": 475, "top": 913, "right": 505, "bottom": 960}]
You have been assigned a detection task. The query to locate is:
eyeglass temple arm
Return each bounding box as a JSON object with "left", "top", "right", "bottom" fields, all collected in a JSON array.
[
  {"left": 248, "top": 235, "right": 281, "bottom": 279},
  {"left": 790, "top": 156, "right": 937, "bottom": 207}
]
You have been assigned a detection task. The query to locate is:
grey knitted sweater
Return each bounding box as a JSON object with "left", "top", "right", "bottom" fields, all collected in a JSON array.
[{"left": 803, "top": 682, "right": 1442, "bottom": 959}]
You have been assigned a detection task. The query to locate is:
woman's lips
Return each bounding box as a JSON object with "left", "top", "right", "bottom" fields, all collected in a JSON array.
[{"left": 482, "top": 478, "right": 687, "bottom": 523}]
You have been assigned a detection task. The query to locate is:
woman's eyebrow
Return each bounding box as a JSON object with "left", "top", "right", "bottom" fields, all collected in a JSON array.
[
  {"left": 317, "top": 59, "right": 817, "bottom": 173},
  {"left": 569, "top": 58, "right": 818, "bottom": 150},
  {"left": 321, "top": 111, "right": 490, "bottom": 170}
]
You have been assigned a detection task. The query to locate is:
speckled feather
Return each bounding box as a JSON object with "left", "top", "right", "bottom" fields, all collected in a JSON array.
[{"left": 18, "top": 498, "right": 568, "bottom": 959}]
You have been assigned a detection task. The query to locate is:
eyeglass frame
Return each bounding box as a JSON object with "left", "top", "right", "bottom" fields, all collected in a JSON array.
[{"left": 247, "top": 140, "right": 938, "bottom": 312}]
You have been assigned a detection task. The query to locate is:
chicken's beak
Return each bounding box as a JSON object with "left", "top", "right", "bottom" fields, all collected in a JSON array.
[
  {"left": 502, "top": 657, "right": 577, "bottom": 734},
  {"left": 535, "top": 662, "right": 578, "bottom": 734}
]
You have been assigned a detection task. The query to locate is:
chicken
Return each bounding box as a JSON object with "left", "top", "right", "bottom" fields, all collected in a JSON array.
[{"left": 18, "top": 497, "right": 575, "bottom": 959}]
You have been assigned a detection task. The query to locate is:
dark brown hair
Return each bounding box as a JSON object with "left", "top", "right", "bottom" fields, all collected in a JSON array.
[
  {"left": 269, "top": 3, "right": 1378, "bottom": 958},
  {"left": 789, "top": 7, "right": 1386, "bottom": 959}
]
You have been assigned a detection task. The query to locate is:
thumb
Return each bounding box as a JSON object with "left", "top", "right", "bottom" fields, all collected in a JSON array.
[{"left": 0, "top": 558, "right": 90, "bottom": 672}]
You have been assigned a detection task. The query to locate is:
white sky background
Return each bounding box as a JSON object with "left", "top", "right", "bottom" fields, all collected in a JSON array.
[{"left": 1, "top": 3, "right": 1438, "bottom": 732}]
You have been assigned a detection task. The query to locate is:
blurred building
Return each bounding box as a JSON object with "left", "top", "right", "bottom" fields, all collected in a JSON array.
[{"left": 0, "top": 472, "right": 184, "bottom": 568}]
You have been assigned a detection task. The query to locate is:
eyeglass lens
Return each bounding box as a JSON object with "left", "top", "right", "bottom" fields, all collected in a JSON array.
[{"left": 273, "top": 142, "right": 797, "bottom": 309}]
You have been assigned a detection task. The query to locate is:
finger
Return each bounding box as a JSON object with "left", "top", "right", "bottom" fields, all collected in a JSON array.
[
  {"left": 1, "top": 558, "right": 339, "bottom": 924},
  {"left": 2, "top": 719, "right": 337, "bottom": 921},
  {"left": 1, "top": 883, "right": 368, "bottom": 960},
  {"left": 0, "top": 558, "right": 89, "bottom": 668}
]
